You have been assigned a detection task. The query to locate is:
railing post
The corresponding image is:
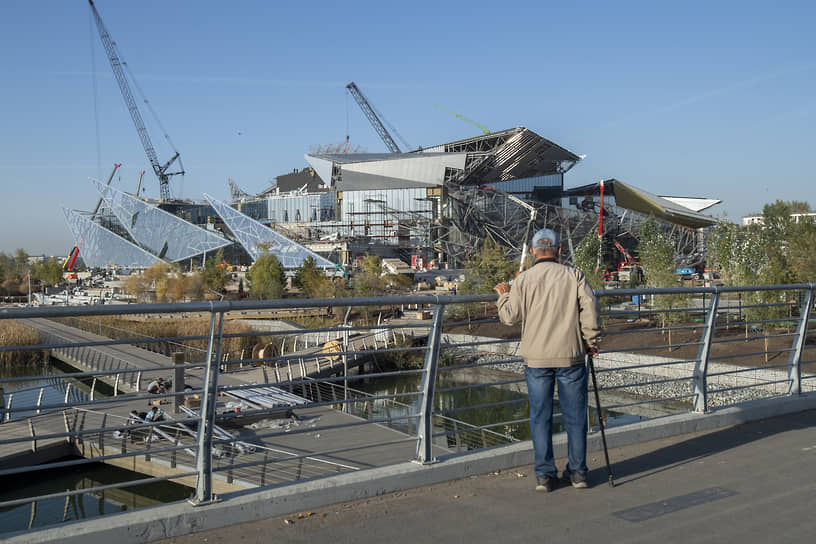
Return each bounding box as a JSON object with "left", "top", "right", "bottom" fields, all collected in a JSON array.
[
  {"left": 173, "top": 352, "right": 185, "bottom": 414},
  {"left": 36, "top": 388, "right": 44, "bottom": 415},
  {"left": 788, "top": 288, "right": 813, "bottom": 395},
  {"left": 415, "top": 304, "right": 444, "bottom": 464},
  {"left": 693, "top": 291, "right": 720, "bottom": 413},
  {"left": 191, "top": 309, "right": 224, "bottom": 506},
  {"left": 28, "top": 420, "right": 37, "bottom": 453}
]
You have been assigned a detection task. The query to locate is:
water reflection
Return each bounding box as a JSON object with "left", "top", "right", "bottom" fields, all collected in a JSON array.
[
  {"left": 1, "top": 360, "right": 92, "bottom": 420},
  {"left": 355, "top": 368, "right": 642, "bottom": 450},
  {"left": 0, "top": 460, "right": 192, "bottom": 535}
]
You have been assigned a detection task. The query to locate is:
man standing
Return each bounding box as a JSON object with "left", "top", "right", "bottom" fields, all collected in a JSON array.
[{"left": 494, "top": 228, "right": 601, "bottom": 492}]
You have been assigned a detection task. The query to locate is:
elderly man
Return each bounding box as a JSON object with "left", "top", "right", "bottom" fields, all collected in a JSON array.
[{"left": 494, "top": 228, "right": 601, "bottom": 492}]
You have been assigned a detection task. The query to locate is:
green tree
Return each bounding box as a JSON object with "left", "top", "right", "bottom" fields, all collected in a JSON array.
[
  {"left": 460, "top": 235, "right": 517, "bottom": 294},
  {"left": 13, "top": 249, "right": 29, "bottom": 281},
  {"left": 639, "top": 220, "right": 688, "bottom": 346},
  {"left": 361, "top": 255, "right": 382, "bottom": 277},
  {"left": 788, "top": 219, "right": 816, "bottom": 282},
  {"left": 32, "top": 258, "right": 63, "bottom": 288},
  {"left": 0, "top": 252, "right": 9, "bottom": 285},
  {"left": 295, "top": 256, "right": 334, "bottom": 297},
  {"left": 572, "top": 234, "right": 604, "bottom": 289},
  {"left": 247, "top": 249, "right": 286, "bottom": 300},
  {"left": 203, "top": 248, "right": 229, "bottom": 292}
]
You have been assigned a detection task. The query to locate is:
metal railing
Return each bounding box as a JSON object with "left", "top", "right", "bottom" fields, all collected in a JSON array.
[{"left": 0, "top": 284, "right": 814, "bottom": 523}]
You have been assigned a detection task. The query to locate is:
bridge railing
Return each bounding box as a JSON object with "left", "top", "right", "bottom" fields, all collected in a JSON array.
[{"left": 0, "top": 284, "right": 814, "bottom": 521}]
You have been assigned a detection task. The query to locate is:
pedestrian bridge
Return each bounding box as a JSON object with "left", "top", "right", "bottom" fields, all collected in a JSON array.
[{"left": 1, "top": 284, "right": 815, "bottom": 542}]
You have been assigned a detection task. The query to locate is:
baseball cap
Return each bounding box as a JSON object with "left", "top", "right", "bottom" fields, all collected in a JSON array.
[{"left": 531, "top": 228, "right": 560, "bottom": 248}]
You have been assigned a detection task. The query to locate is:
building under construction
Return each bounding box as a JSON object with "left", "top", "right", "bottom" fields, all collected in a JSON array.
[
  {"left": 224, "top": 125, "right": 720, "bottom": 272},
  {"left": 69, "top": 2, "right": 721, "bottom": 272}
]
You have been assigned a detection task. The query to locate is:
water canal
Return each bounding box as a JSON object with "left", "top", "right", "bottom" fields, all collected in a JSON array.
[
  {"left": 1, "top": 360, "right": 644, "bottom": 535},
  {"left": 0, "top": 359, "right": 194, "bottom": 536}
]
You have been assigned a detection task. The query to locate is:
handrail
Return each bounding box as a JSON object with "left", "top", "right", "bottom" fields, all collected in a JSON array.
[{"left": 0, "top": 283, "right": 814, "bottom": 523}]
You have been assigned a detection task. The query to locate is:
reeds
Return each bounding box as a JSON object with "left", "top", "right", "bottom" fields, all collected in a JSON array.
[
  {"left": 57, "top": 316, "right": 257, "bottom": 361},
  {"left": 0, "top": 319, "right": 44, "bottom": 365}
]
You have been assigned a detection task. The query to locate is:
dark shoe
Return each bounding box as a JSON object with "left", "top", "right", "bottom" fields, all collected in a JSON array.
[
  {"left": 535, "top": 475, "right": 556, "bottom": 492},
  {"left": 562, "top": 469, "right": 588, "bottom": 489}
]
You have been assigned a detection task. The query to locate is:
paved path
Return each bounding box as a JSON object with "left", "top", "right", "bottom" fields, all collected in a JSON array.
[{"left": 157, "top": 409, "right": 816, "bottom": 544}]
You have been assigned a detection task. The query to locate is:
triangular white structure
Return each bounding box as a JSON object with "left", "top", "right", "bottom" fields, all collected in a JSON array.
[
  {"left": 204, "top": 194, "right": 336, "bottom": 269},
  {"left": 92, "top": 178, "right": 231, "bottom": 261},
  {"left": 62, "top": 207, "right": 162, "bottom": 269}
]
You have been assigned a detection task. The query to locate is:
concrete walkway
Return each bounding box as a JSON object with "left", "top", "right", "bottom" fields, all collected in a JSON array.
[
  {"left": 156, "top": 408, "right": 816, "bottom": 544},
  {"left": 8, "top": 395, "right": 816, "bottom": 544}
]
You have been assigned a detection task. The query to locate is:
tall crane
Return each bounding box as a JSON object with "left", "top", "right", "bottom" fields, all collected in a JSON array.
[
  {"left": 345, "top": 82, "right": 401, "bottom": 153},
  {"left": 88, "top": 0, "right": 183, "bottom": 201}
]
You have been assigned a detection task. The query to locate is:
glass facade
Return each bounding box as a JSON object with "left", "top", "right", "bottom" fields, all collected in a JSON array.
[
  {"left": 204, "top": 194, "right": 336, "bottom": 269},
  {"left": 62, "top": 208, "right": 162, "bottom": 269},
  {"left": 92, "top": 179, "right": 231, "bottom": 262}
]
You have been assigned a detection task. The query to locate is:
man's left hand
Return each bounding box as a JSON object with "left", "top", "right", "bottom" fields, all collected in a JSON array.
[{"left": 586, "top": 343, "right": 600, "bottom": 358}]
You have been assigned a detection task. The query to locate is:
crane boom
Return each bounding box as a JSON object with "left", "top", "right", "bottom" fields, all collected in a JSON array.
[
  {"left": 91, "top": 162, "right": 121, "bottom": 216},
  {"left": 88, "top": 0, "right": 182, "bottom": 201},
  {"left": 345, "top": 82, "right": 401, "bottom": 153},
  {"left": 435, "top": 105, "right": 490, "bottom": 135}
]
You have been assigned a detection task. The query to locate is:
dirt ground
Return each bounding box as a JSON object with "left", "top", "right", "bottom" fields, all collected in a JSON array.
[{"left": 445, "top": 311, "right": 816, "bottom": 369}]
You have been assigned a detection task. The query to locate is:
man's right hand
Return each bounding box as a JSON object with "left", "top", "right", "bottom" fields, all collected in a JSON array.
[{"left": 494, "top": 282, "right": 510, "bottom": 296}]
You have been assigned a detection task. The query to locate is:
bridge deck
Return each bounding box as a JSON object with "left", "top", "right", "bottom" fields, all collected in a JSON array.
[
  {"left": 4, "top": 318, "right": 431, "bottom": 491},
  {"left": 155, "top": 408, "right": 816, "bottom": 544}
]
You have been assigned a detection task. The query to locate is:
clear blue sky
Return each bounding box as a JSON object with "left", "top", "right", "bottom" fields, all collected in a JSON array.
[{"left": 2, "top": 0, "right": 814, "bottom": 256}]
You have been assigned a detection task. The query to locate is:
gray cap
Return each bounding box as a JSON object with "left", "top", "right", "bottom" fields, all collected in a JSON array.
[{"left": 531, "top": 228, "right": 560, "bottom": 248}]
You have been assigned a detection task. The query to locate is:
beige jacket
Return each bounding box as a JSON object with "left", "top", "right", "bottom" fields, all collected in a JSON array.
[{"left": 496, "top": 259, "right": 601, "bottom": 368}]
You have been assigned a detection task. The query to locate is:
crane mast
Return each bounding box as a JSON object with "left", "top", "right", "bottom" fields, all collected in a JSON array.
[
  {"left": 345, "top": 82, "right": 401, "bottom": 153},
  {"left": 88, "top": 0, "right": 182, "bottom": 201}
]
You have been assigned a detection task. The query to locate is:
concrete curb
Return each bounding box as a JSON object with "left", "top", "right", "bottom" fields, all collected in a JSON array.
[{"left": 7, "top": 392, "right": 816, "bottom": 544}]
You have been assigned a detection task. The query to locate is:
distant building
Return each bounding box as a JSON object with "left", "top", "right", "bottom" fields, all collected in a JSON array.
[{"left": 743, "top": 212, "right": 816, "bottom": 225}]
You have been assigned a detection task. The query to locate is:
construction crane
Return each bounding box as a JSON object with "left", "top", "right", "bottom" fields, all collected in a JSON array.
[
  {"left": 435, "top": 105, "right": 490, "bottom": 135},
  {"left": 345, "top": 82, "right": 401, "bottom": 153},
  {"left": 88, "top": 0, "right": 183, "bottom": 201}
]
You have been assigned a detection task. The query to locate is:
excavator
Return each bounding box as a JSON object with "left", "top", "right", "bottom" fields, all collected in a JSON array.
[{"left": 613, "top": 241, "right": 642, "bottom": 283}]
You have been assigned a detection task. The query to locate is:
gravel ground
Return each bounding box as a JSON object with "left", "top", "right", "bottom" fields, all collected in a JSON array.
[{"left": 459, "top": 351, "right": 777, "bottom": 410}]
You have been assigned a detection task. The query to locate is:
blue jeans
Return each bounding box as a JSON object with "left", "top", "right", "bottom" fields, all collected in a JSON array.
[{"left": 525, "top": 364, "right": 588, "bottom": 478}]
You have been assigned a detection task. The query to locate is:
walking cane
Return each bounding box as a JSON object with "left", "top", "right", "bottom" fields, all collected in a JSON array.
[{"left": 587, "top": 354, "right": 614, "bottom": 487}]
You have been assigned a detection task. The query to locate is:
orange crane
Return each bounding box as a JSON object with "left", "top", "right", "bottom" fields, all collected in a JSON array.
[{"left": 613, "top": 241, "right": 634, "bottom": 265}]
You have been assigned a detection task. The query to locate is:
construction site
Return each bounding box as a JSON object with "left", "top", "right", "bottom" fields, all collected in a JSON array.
[{"left": 64, "top": 2, "right": 722, "bottom": 278}]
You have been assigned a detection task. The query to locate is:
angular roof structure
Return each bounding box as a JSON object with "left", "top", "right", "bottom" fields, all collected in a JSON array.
[
  {"left": 62, "top": 207, "right": 162, "bottom": 269},
  {"left": 563, "top": 179, "right": 717, "bottom": 228},
  {"left": 204, "top": 194, "right": 336, "bottom": 269},
  {"left": 304, "top": 127, "right": 583, "bottom": 192},
  {"left": 92, "top": 179, "right": 231, "bottom": 261}
]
